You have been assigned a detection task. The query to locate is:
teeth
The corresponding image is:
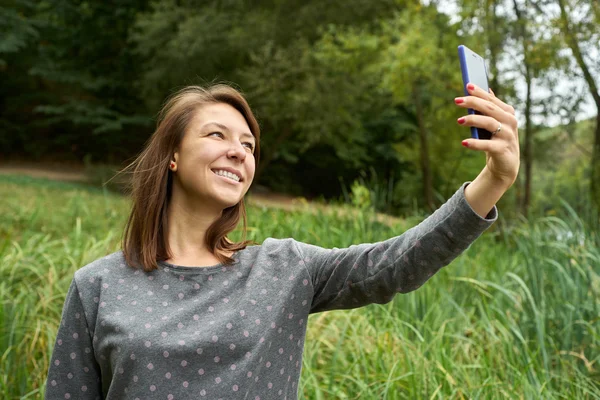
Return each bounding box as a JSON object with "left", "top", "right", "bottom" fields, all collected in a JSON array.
[{"left": 214, "top": 170, "right": 240, "bottom": 182}]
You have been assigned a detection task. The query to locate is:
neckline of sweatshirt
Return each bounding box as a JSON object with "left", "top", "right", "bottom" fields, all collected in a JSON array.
[{"left": 157, "top": 251, "right": 244, "bottom": 274}]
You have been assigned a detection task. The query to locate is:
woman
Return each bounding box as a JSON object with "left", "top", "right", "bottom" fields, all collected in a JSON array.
[{"left": 45, "top": 83, "right": 519, "bottom": 399}]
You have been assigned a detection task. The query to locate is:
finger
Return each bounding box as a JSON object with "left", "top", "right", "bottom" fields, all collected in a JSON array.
[
  {"left": 455, "top": 96, "right": 508, "bottom": 125},
  {"left": 489, "top": 88, "right": 516, "bottom": 115},
  {"left": 461, "top": 138, "right": 503, "bottom": 152},
  {"left": 465, "top": 83, "right": 516, "bottom": 116},
  {"left": 484, "top": 93, "right": 520, "bottom": 139},
  {"left": 458, "top": 114, "right": 505, "bottom": 136},
  {"left": 455, "top": 96, "right": 518, "bottom": 131}
]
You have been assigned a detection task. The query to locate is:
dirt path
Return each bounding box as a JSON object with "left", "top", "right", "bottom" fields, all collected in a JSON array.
[
  {"left": 0, "top": 162, "right": 89, "bottom": 183},
  {"left": 0, "top": 162, "right": 301, "bottom": 209},
  {"left": 0, "top": 162, "right": 400, "bottom": 224}
]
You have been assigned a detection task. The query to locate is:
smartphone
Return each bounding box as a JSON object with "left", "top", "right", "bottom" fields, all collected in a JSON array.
[{"left": 458, "top": 45, "right": 492, "bottom": 140}]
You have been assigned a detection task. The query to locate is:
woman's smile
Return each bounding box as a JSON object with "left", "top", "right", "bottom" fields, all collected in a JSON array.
[{"left": 212, "top": 169, "right": 242, "bottom": 184}]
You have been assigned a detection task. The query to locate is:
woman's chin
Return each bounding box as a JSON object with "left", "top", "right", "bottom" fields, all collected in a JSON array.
[{"left": 216, "top": 194, "right": 245, "bottom": 210}]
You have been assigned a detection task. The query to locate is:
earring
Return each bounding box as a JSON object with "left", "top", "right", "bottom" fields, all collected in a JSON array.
[{"left": 170, "top": 161, "right": 175, "bottom": 169}]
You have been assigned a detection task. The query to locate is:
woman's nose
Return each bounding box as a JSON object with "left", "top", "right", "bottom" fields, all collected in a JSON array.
[{"left": 227, "top": 142, "right": 246, "bottom": 161}]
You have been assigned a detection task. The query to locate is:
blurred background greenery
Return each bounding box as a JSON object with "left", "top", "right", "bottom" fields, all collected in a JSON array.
[{"left": 1, "top": 0, "right": 599, "bottom": 218}]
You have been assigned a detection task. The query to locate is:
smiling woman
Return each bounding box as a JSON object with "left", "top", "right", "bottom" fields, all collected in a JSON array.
[
  {"left": 44, "top": 82, "right": 519, "bottom": 400},
  {"left": 163, "top": 101, "right": 260, "bottom": 267},
  {"left": 121, "top": 84, "right": 261, "bottom": 271}
]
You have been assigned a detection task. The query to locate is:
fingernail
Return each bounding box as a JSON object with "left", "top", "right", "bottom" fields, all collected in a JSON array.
[
  {"left": 467, "top": 83, "right": 475, "bottom": 90},
  {"left": 462, "top": 140, "right": 469, "bottom": 147},
  {"left": 454, "top": 98, "right": 464, "bottom": 104},
  {"left": 457, "top": 117, "right": 466, "bottom": 124}
]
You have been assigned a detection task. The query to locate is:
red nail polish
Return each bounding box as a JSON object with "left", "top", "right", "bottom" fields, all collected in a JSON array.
[
  {"left": 467, "top": 83, "right": 475, "bottom": 90},
  {"left": 454, "top": 98, "right": 464, "bottom": 104},
  {"left": 462, "top": 140, "right": 469, "bottom": 147},
  {"left": 457, "top": 117, "right": 466, "bottom": 124}
]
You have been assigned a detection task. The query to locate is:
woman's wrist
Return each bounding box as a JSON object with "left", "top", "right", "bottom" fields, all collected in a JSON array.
[{"left": 464, "top": 167, "right": 513, "bottom": 218}]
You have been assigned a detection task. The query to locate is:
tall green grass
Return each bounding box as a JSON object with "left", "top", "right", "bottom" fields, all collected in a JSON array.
[{"left": 1, "top": 174, "right": 598, "bottom": 399}]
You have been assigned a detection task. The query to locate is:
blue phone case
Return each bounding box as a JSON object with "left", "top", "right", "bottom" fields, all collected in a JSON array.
[{"left": 458, "top": 45, "right": 492, "bottom": 140}]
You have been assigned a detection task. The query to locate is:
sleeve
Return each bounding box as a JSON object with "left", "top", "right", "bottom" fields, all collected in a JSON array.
[
  {"left": 295, "top": 182, "right": 498, "bottom": 314},
  {"left": 45, "top": 277, "right": 103, "bottom": 399}
]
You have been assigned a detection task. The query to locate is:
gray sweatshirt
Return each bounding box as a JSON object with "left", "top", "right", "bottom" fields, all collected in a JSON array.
[{"left": 45, "top": 183, "right": 496, "bottom": 399}]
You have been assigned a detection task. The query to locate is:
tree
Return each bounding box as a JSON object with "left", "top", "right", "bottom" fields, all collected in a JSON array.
[
  {"left": 131, "top": 0, "right": 401, "bottom": 196},
  {"left": 238, "top": 28, "right": 400, "bottom": 197},
  {"left": 457, "top": 0, "right": 511, "bottom": 95},
  {"left": 31, "top": 0, "right": 152, "bottom": 155},
  {"left": 0, "top": 0, "right": 42, "bottom": 156},
  {"left": 510, "top": 0, "right": 564, "bottom": 216},
  {"left": 553, "top": 0, "right": 600, "bottom": 210},
  {"left": 381, "top": 4, "right": 467, "bottom": 211}
]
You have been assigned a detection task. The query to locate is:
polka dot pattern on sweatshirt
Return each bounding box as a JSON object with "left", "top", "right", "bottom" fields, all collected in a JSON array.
[{"left": 44, "top": 187, "right": 496, "bottom": 399}]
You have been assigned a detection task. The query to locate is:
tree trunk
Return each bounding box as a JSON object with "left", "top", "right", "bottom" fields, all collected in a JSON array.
[
  {"left": 486, "top": 0, "right": 501, "bottom": 94},
  {"left": 413, "top": 84, "right": 434, "bottom": 212},
  {"left": 512, "top": 0, "right": 533, "bottom": 217},
  {"left": 592, "top": 113, "right": 600, "bottom": 208},
  {"left": 557, "top": 0, "right": 600, "bottom": 210},
  {"left": 523, "top": 70, "right": 533, "bottom": 217}
]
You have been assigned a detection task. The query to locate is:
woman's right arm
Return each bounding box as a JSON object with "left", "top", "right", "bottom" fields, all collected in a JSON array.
[{"left": 45, "top": 278, "right": 103, "bottom": 399}]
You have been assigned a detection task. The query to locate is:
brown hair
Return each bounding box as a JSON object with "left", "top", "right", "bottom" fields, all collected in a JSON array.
[{"left": 118, "top": 83, "right": 260, "bottom": 272}]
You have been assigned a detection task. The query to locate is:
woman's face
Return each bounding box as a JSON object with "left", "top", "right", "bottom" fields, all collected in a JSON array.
[{"left": 172, "top": 103, "right": 256, "bottom": 211}]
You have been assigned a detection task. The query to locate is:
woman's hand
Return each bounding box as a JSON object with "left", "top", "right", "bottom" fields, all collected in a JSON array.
[{"left": 454, "top": 83, "right": 520, "bottom": 188}]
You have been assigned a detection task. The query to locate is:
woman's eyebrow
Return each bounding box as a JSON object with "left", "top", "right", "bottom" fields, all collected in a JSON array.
[{"left": 202, "top": 121, "right": 254, "bottom": 140}]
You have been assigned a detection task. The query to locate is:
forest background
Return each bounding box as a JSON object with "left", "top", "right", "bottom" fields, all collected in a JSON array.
[
  {"left": 2, "top": 0, "right": 599, "bottom": 218},
  {"left": 1, "top": 0, "right": 600, "bottom": 398}
]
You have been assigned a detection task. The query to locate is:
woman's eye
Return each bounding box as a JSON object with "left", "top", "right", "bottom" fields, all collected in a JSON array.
[{"left": 209, "top": 132, "right": 253, "bottom": 151}]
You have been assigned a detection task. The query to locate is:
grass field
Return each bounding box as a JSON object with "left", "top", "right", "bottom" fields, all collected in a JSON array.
[{"left": 1, "top": 174, "right": 599, "bottom": 399}]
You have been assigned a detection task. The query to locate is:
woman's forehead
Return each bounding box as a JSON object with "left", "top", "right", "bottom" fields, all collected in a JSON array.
[{"left": 193, "top": 103, "right": 251, "bottom": 133}]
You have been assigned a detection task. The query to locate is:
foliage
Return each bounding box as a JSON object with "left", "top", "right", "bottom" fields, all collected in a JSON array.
[
  {"left": 1, "top": 175, "right": 599, "bottom": 398},
  {"left": 0, "top": 0, "right": 44, "bottom": 154},
  {"left": 1, "top": 0, "right": 598, "bottom": 216},
  {"left": 1, "top": 0, "right": 152, "bottom": 161},
  {"left": 350, "top": 180, "right": 372, "bottom": 210},
  {"left": 381, "top": 4, "right": 485, "bottom": 202},
  {"left": 0, "top": 0, "right": 39, "bottom": 67},
  {"left": 530, "top": 118, "right": 595, "bottom": 216}
]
